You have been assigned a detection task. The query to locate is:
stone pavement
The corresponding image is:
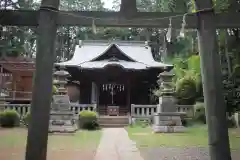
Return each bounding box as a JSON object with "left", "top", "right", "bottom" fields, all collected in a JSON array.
[{"left": 94, "top": 128, "right": 144, "bottom": 160}]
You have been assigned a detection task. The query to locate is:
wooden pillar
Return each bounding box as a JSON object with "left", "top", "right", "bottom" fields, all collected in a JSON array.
[
  {"left": 96, "top": 82, "right": 99, "bottom": 107},
  {"left": 91, "top": 82, "right": 98, "bottom": 104},
  {"left": 194, "top": 0, "right": 231, "bottom": 160},
  {"left": 127, "top": 80, "right": 131, "bottom": 113},
  {"left": 78, "top": 80, "right": 81, "bottom": 104},
  {"left": 25, "top": 0, "right": 59, "bottom": 160}
]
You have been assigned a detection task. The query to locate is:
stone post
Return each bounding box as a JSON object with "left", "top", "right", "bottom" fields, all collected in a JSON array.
[{"left": 152, "top": 71, "right": 186, "bottom": 133}]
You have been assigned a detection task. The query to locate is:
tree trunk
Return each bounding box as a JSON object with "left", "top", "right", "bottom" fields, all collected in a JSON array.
[{"left": 25, "top": 0, "right": 59, "bottom": 160}]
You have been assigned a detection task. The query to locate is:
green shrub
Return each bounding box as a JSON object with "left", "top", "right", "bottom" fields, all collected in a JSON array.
[
  {"left": 0, "top": 110, "right": 20, "bottom": 128},
  {"left": 134, "top": 119, "right": 150, "bottom": 127},
  {"left": 23, "top": 112, "right": 31, "bottom": 126},
  {"left": 52, "top": 85, "right": 58, "bottom": 95},
  {"left": 193, "top": 103, "right": 206, "bottom": 124},
  {"left": 176, "top": 76, "right": 197, "bottom": 105},
  {"left": 78, "top": 110, "right": 98, "bottom": 130}
]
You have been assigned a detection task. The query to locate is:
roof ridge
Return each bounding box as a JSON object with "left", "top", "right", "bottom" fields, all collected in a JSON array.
[{"left": 80, "top": 40, "right": 147, "bottom": 47}]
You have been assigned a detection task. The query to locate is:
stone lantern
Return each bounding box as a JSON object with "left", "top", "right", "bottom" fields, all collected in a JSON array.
[
  {"left": 50, "top": 66, "right": 77, "bottom": 133},
  {"left": 157, "top": 71, "right": 176, "bottom": 112},
  {"left": 152, "top": 70, "right": 186, "bottom": 133},
  {"left": 53, "top": 66, "right": 70, "bottom": 95}
]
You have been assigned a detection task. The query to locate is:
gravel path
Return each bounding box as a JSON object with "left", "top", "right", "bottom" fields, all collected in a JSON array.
[
  {"left": 94, "top": 128, "right": 144, "bottom": 160},
  {"left": 140, "top": 147, "right": 240, "bottom": 160}
]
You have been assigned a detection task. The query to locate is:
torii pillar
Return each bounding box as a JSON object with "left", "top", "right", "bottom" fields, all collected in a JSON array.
[
  {"left": 25, "top": 0, "right": 59, "bottom": 160},
  {"left": 195, "top": 0, "right": 231, "bottom": 159}
]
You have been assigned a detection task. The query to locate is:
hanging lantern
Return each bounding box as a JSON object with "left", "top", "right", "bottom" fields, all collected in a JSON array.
[
  {"left": 92, "top": 19, "right": 97, "bottom": 34},
  {"left": 179, "top": 14, "right": 187, "bottom": 38},
  {"left": 166, "top": 18, "right": 172, "bottom": 42}
]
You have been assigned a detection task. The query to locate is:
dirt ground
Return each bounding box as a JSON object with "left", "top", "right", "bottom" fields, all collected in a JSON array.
[
  {"left": 0, "top": 147, "right": 97, "bottom": 160},
  {"left": 0, "top": 128, "right": 100, "bottom": 160}
]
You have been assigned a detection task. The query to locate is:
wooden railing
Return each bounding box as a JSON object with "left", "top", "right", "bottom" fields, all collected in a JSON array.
[
  {"left": 131, "top": 104, "right": 194, "bottom": 119},
  {"left": 0, "top": 103, "right": 97, "bottom": 118}
]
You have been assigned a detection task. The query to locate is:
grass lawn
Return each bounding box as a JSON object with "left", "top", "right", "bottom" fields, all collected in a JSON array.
[
  {"left": 0, "top": 128, "right": 102, "bottom": 160},
  {"left": 127, "top": 125, "right": 240, "bottom": 150}
]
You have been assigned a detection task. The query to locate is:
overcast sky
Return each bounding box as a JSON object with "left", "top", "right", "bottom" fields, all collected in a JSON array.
[{"left": 102, "top": 0, "right": 116, "bottom": 9}]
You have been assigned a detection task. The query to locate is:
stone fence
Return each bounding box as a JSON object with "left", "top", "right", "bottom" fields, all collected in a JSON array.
[
  {"left": 0, "top": 103, "right": 97, "bottom": 118},
  {"left": 131, "top": 104, "right": 194, "bottom": 119},
  {"left": 131, "top": 104, "right": 240, "bottom": 127}
]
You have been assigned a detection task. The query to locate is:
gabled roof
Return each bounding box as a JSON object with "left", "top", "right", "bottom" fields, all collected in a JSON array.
[
  {"left": 56, "top": 40, "right": 172, "bottom": 70},
  {"left": 90, "top": 43, "right": 136, "bottom": 62}
]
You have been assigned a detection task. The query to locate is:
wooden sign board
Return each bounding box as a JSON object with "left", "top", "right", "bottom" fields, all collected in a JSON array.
[{"left": 107, "top": 106, "right": 119, "bottom": 116}]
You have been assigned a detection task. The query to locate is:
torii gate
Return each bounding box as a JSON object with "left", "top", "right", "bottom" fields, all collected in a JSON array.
[{"left": 0, "top": 0, "right": 237, "bottom": 160}]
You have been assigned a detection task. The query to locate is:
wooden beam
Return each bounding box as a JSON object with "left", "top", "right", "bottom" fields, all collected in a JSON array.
[
  {"left": 195, "top": 0, "right": 231, "bottom": 160},
  {"left": 24, "top": 0, "right": 59, "bottom": 160},
  {"left": 1, "top": 10, "right": 240, "bottom": 28}
]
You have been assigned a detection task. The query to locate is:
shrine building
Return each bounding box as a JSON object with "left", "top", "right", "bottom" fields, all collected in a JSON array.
[
  {"left": 0, "top": 57, "right": 35, "bottom": 103},
  {"left": 56, "top": 40, "right": 172, "bottom": 115}
]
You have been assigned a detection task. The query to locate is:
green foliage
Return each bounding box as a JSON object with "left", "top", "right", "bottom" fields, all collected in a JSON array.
[
  {"left": 23, "top": 112, "right": 31, "bottom": 126},
  {"left": 187, "top": 55, "right": 201, "bottom": 76},
  {"left": 172, "top": 56, "right": 188, "bottom": 81},
  {"left": 0, "top": 110, "right": 20, "bottom": 128},
  {"left": 193, "top": 103, "right": 206, "bottom": 124},
  {"left": 131, "top": 119, "right": 150, "bottom": 128},
  {"left": 78, "top": 110, "right": 99, "bottom": 130},
  {"left": 173, "top": 55, "right": 201, "bottom": 81},
  {"left": 176, "top": 76, "right": 197, "bottom": 105},
  {"left": 223, "top": 65, "right": 240, "bottom": 114},
  {"left": 172, "top": 55, "right": 202, "bottom": 104},
  {"left": 79, "top": 110, "right": 97, "bottom": 117},
  {"left": 154, "top": 55, "right": 202, "bottom": 104},
  {"left": 52, "top": 85, "right": 58, "bottom": 95}
]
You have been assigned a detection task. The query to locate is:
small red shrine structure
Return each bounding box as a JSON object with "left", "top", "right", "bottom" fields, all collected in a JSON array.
[{"left": 0, "top": 57, "right": 35, "bottom": 103}]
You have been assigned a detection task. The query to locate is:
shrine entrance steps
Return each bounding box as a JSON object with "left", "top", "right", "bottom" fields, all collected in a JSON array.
[
  {"left": 98, "top": 105, "right": 129, "bottom": 116},
  {"left": 98, "top": 116, "right": 129, "bottom": 128}
]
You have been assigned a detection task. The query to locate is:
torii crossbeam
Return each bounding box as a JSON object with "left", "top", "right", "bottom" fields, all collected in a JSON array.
[
  {"left": 0, "top": 0, "right": 233, "bottom": 160},
  {"left": 1, "top": 10, "right": 240, "bottom": 28}
]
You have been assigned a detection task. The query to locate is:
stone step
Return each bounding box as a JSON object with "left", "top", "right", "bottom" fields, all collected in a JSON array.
[
  {"left": 98, "top": 116, "right": 129, "bottom": 123},
  {"left": 98, "top": 116, "right": 129, "bottom": 128},
  {"left": 99, "top": 123, "right": 128, "bottom": 128}
]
